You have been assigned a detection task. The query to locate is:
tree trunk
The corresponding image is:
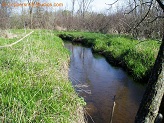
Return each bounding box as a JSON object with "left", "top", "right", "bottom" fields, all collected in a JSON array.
[
  {"left": 135, "top": 35, "right": 164, "bottom": 123},
  {"left": 30, "top": 9, "right": 33, "bottom": 29}
]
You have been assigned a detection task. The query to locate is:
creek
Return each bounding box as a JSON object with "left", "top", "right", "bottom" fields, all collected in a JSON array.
[{"left": 64, "top": 42, "right": 146, "bottom": 123}]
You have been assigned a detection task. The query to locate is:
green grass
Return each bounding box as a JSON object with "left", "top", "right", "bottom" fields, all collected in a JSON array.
[
  {"left": 0, "top": 29, "right": 85, "bottom": 122},
  {"left": 58, "top": 31, "right": 160, "bottom": 81}
]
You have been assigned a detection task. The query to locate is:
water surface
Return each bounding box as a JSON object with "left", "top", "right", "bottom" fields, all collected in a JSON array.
[{"left": 64, "top": 42, "right": 146, "bottom": 123}]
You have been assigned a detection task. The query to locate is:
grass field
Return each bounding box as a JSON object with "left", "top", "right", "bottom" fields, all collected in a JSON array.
[
  {"left": 0, "top": 29, "right": 160, "bottom": 122},
  {"left": 0, "top": 29, "right": 85, "bottom": 123},
  {"left": 58, "top": 31, "right": 160, "bottom": 82}
]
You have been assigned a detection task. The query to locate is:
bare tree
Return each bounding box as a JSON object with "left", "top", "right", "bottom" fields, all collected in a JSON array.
[
  {"left": 27, "top": 0, "right": 37, "bottom": 29},
  {"left": 0, "top": 0, "right": 12, "bottom": 29},
  {"left": 77, "top": 0, "right": 94, "bottom": 29},
  {"left": 71, "top": 0, "right": 76, "bottom": 16}
]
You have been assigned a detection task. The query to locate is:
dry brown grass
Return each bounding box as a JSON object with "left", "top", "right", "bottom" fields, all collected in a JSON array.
[{"left": 0, "top": 30, "right": 17, "bottom": 39}]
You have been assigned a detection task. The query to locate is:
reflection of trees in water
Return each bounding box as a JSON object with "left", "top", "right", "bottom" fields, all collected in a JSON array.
[
  {"left": 65, "top": 43, "right": 145, "bottom": 123},
  {"left": 79, "top": 47, "right": 93, "bottom": 85},
  {"left": 68, "top": 45, "right": 93, "bottom": 96}
]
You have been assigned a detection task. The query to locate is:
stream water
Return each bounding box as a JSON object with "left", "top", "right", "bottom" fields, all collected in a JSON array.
[{"left": 64, "top": 42, "right": 146, "bottom": 123}]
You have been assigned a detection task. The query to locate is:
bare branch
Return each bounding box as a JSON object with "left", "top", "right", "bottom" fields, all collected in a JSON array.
[
  {"left": 105, "top": 0, "right": 119, "bottom": 10},
  {"left": 149, "top": 16, "right": 164, "bottom": 23},
  {"left": 105, "top": 0, "right": 119, "bottom": 6},
  {"left": 130, "top": 0, "right": 153, "bottom": 31},
  {"left": 156, "top": 0, "right": 164, "bottom": 10},
  {"left": 125, "top": 1, "right": 153, "bottom": 14},
  {"left": 124, "top": 5, "right": 139, "bottom": 14}
]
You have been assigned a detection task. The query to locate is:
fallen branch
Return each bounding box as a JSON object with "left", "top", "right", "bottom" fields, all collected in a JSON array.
[
  {"left": 110, "top": 95, "right": 116, "bottom": 123},
  {"left": 0, "top": 31, "right": 34, "bottom": 49},
  {"left": 84, "top": 108, "right": 95, "bottom": 123}
]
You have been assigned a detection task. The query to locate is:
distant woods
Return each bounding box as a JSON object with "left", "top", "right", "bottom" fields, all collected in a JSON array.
[{"left": 0, "top": 0, "right": 163, "bottom": 39}]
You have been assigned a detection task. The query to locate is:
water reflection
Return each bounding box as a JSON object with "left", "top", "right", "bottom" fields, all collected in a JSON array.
[{"left": 65, "top": 42, "right": 146, "bottom": 123}]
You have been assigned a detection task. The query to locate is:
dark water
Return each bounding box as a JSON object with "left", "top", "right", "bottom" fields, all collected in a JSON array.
[{"left": 64, "top": 42, "right": 146, "bottom": 123}]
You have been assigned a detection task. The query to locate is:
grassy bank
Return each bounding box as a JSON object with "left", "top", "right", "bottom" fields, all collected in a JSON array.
[
  {"left": 0, "top": 29, "right": 85, "bottom": 122},
  {"left": 58, "top": 32, "right": 160, "bottom": 82}
]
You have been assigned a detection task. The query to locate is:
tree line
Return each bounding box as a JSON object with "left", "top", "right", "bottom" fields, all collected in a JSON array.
[
  {"left": 0, "top": 0, "right": 164, "bottom": 123},
  {"left": 0, "top": 0, "right": 163, "bottom": 39}
]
